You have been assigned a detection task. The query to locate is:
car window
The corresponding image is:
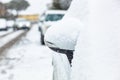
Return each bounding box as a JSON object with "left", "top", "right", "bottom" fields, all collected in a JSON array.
[{"left": 45, "top": 14, "right": 64, "bottom": 21}]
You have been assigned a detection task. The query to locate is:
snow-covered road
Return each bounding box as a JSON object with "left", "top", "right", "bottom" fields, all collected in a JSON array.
[
  {"left": 0, "top": 25, "right": 53, "bottom": 80},
  {"left": 0, "top": 30, "right": 13, "bottom": 37}
]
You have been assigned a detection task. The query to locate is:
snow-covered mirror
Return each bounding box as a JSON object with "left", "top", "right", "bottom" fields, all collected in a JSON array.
[{"left": 44, "top": 17, "right": 81, "bottom": 53}]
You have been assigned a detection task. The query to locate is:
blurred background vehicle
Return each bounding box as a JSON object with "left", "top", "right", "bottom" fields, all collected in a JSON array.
[
  {"left": 15, "top": 18, "right": 31, "bottom": 30},
  {"left": 39, "top": 10, "right": 66, "bottom": 45},
  {"left": 0, "top": 18, "right": 8, "bottom": 31},
  {"left": 6, "top": 20, "right": 14, "bottom": 31}
]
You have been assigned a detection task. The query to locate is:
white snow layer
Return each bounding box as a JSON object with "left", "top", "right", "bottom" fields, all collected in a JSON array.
[
  {"left": 45, "top": 17, "right": 81, "bottom": 50},
  {"left": 0, "top": 31, "right": 24, "bottom": 48},
  {"left": 69, "top": 0, "right": 120, "bottom": 80},
  {"left": 0, "top": 30, "right": 12, "bottom": 36},
  {"left": 52, "top": 53, "right": 71, "bottom": 80}
]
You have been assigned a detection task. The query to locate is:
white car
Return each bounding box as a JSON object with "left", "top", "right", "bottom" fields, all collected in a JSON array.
[
  {"left": 39, "top": 10, "right": 66, "bottom": 45},
  {"left": 6, "top": 20, "right": 14, "bottom": 31},
  {"left": 6, "top": 20, "right": 14, "bottom": 27},
  {"left": 15, "top": 18, "right": 31, "bottom": 30},
  {"left": 45, "top": 0, "right": 120, "bottom": 80},
  {"left": 0, "top": 18, "right": 8, "bottom": 31}
]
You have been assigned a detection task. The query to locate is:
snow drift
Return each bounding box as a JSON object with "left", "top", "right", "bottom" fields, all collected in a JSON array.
[{"left": 71, "top": 0, "right": 120, "bottom": 80}]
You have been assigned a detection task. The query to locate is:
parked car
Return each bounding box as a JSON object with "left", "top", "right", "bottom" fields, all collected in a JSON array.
[
  {"left": 0, "top": 18, "right": 8, "bottom": 31},
  {"left": 44, "top": 0, "right": 82, "bottom": 79},
  {"left": 45, "top": 0, "right": 120, "bottom": 80},
  {"left": 39, "top": 10, "right": 66, "bottom": 45},
  {"left": 6, "top": 20, "right": 14, "bottom": 31},
  {"left": 15, "top": 18, "right": 31, "bottom": 30}
]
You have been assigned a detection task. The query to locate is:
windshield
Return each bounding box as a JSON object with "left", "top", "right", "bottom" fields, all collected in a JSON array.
[{"left": 45, "top": 14, "right": 64, "bottom": 21}]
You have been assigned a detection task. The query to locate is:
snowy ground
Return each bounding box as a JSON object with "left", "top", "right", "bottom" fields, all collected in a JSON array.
[
  {"left": 0, "top": 24, "right": 53, "bottom": 80},
  {"left": 0, "top": 30, "right": 13, "bottom": 36},
  {"left": 0, "top": 31, "right": 24, "bottom": 48}
]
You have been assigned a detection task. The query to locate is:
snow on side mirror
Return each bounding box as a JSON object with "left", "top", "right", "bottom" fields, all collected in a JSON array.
[{"left": 44, "top": 17, "right": 81, "bottom": 54}]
